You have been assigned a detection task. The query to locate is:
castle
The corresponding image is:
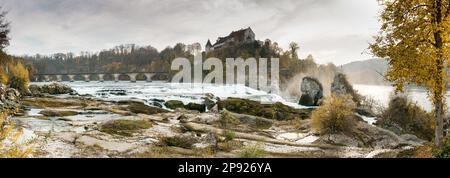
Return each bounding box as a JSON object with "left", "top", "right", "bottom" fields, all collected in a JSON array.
[{"left": 205, "top": 27, "right": 256, "bottom": 53}]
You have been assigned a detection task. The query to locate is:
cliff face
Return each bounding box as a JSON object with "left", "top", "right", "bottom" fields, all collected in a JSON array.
[{"left": 341, "top": 58, "right": 389, "bottom": 85}]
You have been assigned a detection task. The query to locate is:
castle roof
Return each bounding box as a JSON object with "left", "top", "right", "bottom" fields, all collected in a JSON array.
[
  {"left": 206, "top": 39, "right": 212, "bottom": 47},
  {"left": 213, "top": 27, "right": 253, "bottom": 46}
]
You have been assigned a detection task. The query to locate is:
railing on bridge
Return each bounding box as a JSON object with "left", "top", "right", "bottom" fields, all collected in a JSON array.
[{"left": 34, "top": 72, "right": 169, "bottom": 82}]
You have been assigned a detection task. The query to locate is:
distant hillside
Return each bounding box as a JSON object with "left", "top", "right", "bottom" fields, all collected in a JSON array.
[{"left": 341, "top": 58, "right": 389, "bottom": 85}]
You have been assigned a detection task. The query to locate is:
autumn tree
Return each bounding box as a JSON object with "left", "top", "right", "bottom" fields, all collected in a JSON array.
[{"left": 370, "top": 0, "right": 450, "bottom": 146}]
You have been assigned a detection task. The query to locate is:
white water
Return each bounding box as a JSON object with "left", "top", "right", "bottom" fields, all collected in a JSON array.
[
  {"left": 30, "top": 82, "right": 448, "bottom": 112},
  {"left": 354, "top": 84, "right": 450, "bottom": 112},
  {"left": 31, "top": 81, "right": 309, "bottom": 109}
]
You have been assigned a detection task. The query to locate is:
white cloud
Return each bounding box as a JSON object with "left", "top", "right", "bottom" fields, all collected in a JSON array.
[{"left": 1, "top": 0, "right": 381, "bottom": 65}]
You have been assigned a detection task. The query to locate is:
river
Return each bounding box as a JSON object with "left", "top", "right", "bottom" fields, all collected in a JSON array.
[{"left": 30, "top": 82, "right": 450, "bottom": 112}]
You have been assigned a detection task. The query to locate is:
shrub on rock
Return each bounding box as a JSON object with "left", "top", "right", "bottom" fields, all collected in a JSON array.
[
  {"left": 434, "top": 136, "right": 450, "bottom": 158},
  {"left": 376, "top": 96, "right": 434, "bottom": 141},
  {"left": 311, "top": 94, "right": 357, "bottom": 135}
]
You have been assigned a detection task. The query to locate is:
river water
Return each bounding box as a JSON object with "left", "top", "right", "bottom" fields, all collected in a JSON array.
[{"left": 30, "top": 82, "right": 450, "bottom": 112}]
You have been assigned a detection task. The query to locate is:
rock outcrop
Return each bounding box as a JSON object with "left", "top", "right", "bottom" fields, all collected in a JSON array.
[
  {"left": 331, "top": 73, "right": 361, "bottom": 103},
  {"left": 28, "top": 83, "right": 76, "bottom": 96},
  {"left": 315, "top": 121, "right": 425, "bottom": 149},
  {"left": 299, "top": 77, "right": 323, "bottom": 106},
  {"left": 0, "top": 83, "right": 21, "bottom": 113},
  {"left": 218, "top": 97, "right": 312, "bottom": 120}
]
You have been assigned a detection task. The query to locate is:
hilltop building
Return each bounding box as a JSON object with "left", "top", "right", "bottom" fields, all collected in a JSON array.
[{"left": 205, "top": 27, "right": 256, "bottom": 53}]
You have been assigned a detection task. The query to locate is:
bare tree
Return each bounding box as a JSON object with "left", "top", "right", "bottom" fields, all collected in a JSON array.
[{"left": 0, "top": 7, "right": 10, "bottom": 51}]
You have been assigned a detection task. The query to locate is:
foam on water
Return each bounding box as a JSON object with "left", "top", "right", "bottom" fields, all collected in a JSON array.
[{"left": 30, "top": 81, "right": 309, "bottom": 109}]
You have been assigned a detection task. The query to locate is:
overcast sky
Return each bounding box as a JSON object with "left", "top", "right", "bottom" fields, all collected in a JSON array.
[{"left": 0, "top": 0, "right": 381, "bottom": 65}]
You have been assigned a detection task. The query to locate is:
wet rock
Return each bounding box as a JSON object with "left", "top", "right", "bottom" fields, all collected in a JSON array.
[
  {"left": 299, "top": 77, "right": 323, "bottom": 106},
  {"left": 185, "top": 103, "right": 206, "bottom": 112},
  {"left": 218, "top": 97, "right": 312, "bottom": 120},
  {"left": 127, "top": 102, "right": 169, "bottom": 115},
  {"left": 149, "top": 99, "right": 165, "bottom": 108},
  {"left": 164, "top": 100, "right": 206, "bottom": 112},
  {"left": 97, "top": 89, "right": 127, "bottom": 96},
  {"left": 203, "top": 93, "right": 218, "bottom": 110},
  {"left": 164, "top": 100, "right": 185, "bottom": 110}
]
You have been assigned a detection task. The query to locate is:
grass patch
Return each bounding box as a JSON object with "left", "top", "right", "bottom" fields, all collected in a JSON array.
[
  {"left": 100, "top": 119, "right": 152, "bottom": 137},
  {"left": 223, "top": 130, "right": 236, "bottom": 142},
  {"left": 39, "top": 110, "right": 78, "bottom": 117},
  {"left": 217, "top": 140, "right": 242, "bottom": 152},
  {"left": 238, "top": 144, "right": 266, "bottom": 158},
  {"left": 160, "top": 136, "right": 197, "bottom": 149}
]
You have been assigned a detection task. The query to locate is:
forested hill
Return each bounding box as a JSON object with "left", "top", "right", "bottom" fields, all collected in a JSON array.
[{"left": 341, "top": 58, "right": 389, "bottom": 85}]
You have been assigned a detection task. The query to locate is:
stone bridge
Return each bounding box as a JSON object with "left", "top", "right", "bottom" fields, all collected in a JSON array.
[{"left": 34, "top": 72, "right": 168, "bottom": 82}]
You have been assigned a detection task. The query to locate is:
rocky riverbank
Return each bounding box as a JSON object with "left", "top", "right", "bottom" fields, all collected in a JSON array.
[{"left": 7, "top": 82, "right": 426, "bottom": 158}]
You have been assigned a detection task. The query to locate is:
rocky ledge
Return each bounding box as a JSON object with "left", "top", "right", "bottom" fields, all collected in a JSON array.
[{"left": 11, "top": 92, "right": 423, "bottom": 158}]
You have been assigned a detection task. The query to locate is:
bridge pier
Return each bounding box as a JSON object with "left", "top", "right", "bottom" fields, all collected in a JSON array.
[
  {"left": 56, "top": 75, "right": 62, "bottom": 82},
  {"left": 98, "top": 74, "right": 105, "bottom": 82},
  {"left": 68, "top": 75, "right": 75, "bottom": 82},
  {"left": 35, "top": 72, "right": 166, "bottom": 82},
  {"left": 144, "top": 73, "right": 155, "bottom": 82},
  {"left": 113, "top": 74, "right": 120, "bottom": 82},
  {"left": 43, "top": 75, "right": 49, "bottom": 82},
  {"left": 84, "top": 75, "right": 90, "bottom": 82},
  {"left": 129, "top": 73, "right": 138, "bottom": 82}
]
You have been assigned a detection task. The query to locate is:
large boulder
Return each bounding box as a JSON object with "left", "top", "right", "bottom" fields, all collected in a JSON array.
[
  {"left": 331, "top": 73, "right": 361, "bottom": 103},
  {"left": 299, "top": 77, "right": 323, "bottom": 106}
]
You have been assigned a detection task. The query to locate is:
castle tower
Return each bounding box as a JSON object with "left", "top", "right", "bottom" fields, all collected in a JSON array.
[{"left": 205, "top": 39, "right": 212, "bottom": 53}]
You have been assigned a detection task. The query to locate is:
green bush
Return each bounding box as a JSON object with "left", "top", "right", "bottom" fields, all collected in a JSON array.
[
  {"left": 377, "top": 96, "right": 434, "bottom": 141},
  {"left": 311, "top": 94, "right": 357, "bottom": 134},
  {"left": 223, "top": 129, "right": 236, "bottom": 141},
  {"left": 434, "top": 136, "right": 450, "bottom": 158},
  {"left": 100, "top": 119, "right": 152, "bottom": 137}
]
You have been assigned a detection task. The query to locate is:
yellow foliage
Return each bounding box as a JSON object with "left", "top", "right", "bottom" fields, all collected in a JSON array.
[
  {"left": 0, "top": 112, "right": 33, "bottom": 158},
  {"left": 8, "top": 61, "right": 29, "bottom": 83},
  {"left": 0, "top": 66, "right": 7, "bottom": 84},
  {"left": 370, "top": 0, "right": 450, "bottom": 146},
  {"left": 311, "top": 94, "right": 357, "bottom": 135},
  {"left": 6, "top": 60, "right": 30, "bottom": 92}
]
